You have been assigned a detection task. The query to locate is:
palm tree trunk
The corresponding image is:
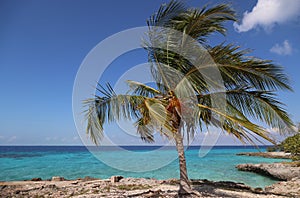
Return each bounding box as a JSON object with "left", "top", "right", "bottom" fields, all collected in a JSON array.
[{"left": 174, "top": 129, "right": 192, "bottom": 196}]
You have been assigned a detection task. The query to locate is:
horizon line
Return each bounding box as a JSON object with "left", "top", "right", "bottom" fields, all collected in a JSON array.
[{"left": 0, "top": 144, "right": 273, "bottom": 147}]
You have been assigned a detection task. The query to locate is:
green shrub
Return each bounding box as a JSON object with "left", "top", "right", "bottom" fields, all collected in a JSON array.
[
  {"left": 266, "top": 144, "right": 284, "bottom": 152},
  {"left": 267, "top": 146, "right": 277, "bottom": 152},
  {"left": 282, "top": 133, "right": 300, "bottom": 161}
]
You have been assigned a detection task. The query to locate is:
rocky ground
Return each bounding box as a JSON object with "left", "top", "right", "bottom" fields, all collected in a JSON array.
[
  {"left": 265, "top": 177, "right": 300, "bottom": 197},
  {"left": 0, "top": 176, "right": 297, "bottom": 198}
]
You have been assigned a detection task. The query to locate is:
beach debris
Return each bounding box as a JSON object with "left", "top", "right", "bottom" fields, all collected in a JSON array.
[
  {"left": 80, "top": 176, "right": 98, "bottom": 181},
  {"left": 30, "top": 178, "right": 42, "bottom": 181},
  {"left": 51, "top": 176, "right": 65, "bottom": 181},
  {"left": 110, "top": 175, "right": 124, "bottom": 183},
  {"left": 71, "top": 181, "right": 78, "bottom": 185}
]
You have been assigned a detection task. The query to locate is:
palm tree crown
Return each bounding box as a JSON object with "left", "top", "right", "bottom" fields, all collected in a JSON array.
[
  {"left": 85, "top": 0, "right": 293, "bottom": 145},
  {"left": 84, "top": 0, "right": 294, "bottom": 195}
]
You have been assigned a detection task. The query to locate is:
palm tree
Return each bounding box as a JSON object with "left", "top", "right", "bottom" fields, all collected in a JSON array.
[{"left": 84, "top": 0, "right": 294, "bottom": 196}]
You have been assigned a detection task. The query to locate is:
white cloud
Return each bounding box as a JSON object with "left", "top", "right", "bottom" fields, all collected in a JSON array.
[
  {"left": 7, "top": 136, "right": 17, "bottom": 143},
  {"left": 234, "top": 0, "right": 300, "bottom": 32},
  {"left": 72, "top": 136, "right": 79, "bottom": 141},
  {"left": 270, "top": 40, "right": 293, "bottom": 55},
  {"left": 266, "top": 127, "right": 291, "bottom": 143},
  {"left": 46, "top": 136, "right": 58, "bottom": 141}
]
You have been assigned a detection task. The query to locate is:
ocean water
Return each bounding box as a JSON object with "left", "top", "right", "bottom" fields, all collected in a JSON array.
[{"left": 0, "top": 146, "right": 290, "bottom": 188}]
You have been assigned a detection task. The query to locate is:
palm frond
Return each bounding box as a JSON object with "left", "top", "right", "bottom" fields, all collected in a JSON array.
[
  {"left": 135, "top": 118, "right": 155, "bottom": 143},
  {"left": 84, "top": 100, "right": 104, "bottom": 145},
  {"left": 174, "top": 4, "right": 236, "bottom": 42},
  {"left": 127, "top": 80, "right": 161, "bottom": 97},
  {"left": 197, "top": 103, "right": 275, "bottom": 144},
  {"left": 147, "top": 0, "right": 186, "bottom": 27},
  {"left": 226, "top": 90, "right": 293, "bottom": 132},
  {"left": 84, "top": 84, "right": 148, "bottom": 144},
  {"left": 198, "top": 88, "right": 294, "bottom": 133},
  {"left": 209, "top": 44, "right": 292, "bottom": 91},
  {"left": 171, "top": 43, "right": 292, "bottom": 95}
]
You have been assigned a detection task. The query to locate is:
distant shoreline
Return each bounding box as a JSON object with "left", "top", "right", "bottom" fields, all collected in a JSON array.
[{"left": 237, "top": 151, "right": 292, "bottom": 159}]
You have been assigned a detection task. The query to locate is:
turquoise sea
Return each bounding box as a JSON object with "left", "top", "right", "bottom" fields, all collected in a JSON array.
[{"left": 0, "top": 146, "right": 289, "bottom": 188}]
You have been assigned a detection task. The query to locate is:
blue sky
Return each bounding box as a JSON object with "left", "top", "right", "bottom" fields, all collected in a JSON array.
[{"left": 0, "top": 0, "right": 299, "bottom": 145}]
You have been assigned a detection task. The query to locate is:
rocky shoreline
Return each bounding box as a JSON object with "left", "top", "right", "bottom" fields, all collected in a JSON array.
[
  {"left": 0, "top": 176, "right": 297, "bottom": 198},
  {"left": 236, "top": 162, "right": 300, "bottom": 197},
  {"left": 235, "top": 151, "right": 300, "bottom": 197},
  {"left": 1, "top": 152, "right": 299, "bottom": 197}
]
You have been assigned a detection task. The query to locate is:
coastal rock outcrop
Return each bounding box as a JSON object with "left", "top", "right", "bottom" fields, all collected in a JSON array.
[{"left": 236, "top": 163, "right": 300, "bottom": 181}]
